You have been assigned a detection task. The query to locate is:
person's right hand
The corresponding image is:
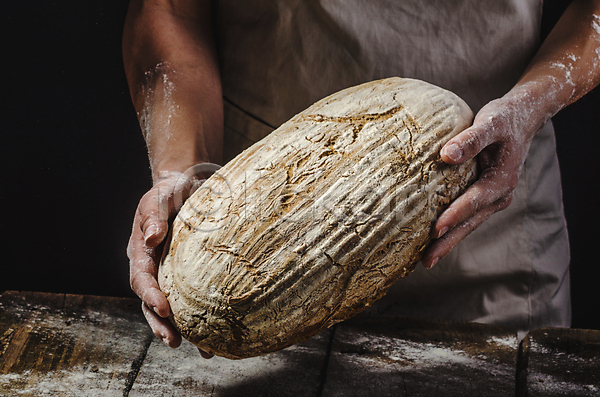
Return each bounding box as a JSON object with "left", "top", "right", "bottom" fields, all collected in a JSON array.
[{"left": 127, "top": 165, "right": 218, "bottom": 359}]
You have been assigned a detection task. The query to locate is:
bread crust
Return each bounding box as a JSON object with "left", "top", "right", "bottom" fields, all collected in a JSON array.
[{"left": 158, "top": 77, "right": 476, "bottom": 359}]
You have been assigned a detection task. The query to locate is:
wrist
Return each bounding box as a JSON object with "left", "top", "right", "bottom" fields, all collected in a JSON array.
[{"left": 502, "top": 76, "right": 563, "bottom": 134}]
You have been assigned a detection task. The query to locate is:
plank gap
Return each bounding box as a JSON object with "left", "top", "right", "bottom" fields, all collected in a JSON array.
[
  {"left": 122, "top": 332, "right": 155, "bottom": 396},
  {"left": 316, "top": 324, "right": 337, "bottom": 397},
  {"left": 515, "top": 335, "right": 530, "bottom": 397}
]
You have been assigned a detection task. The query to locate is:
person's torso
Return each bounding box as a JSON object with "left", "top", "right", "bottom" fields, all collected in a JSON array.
[{"left": 215, "top": 0, "right": 541, "bottom": 130}]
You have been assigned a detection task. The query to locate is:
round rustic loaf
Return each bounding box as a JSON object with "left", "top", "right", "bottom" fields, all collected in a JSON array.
[{"left": 158, "top": 77, "right": 476, "bottom": 359}]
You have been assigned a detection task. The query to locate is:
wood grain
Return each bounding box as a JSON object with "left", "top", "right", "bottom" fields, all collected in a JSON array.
[
  {"left": 4, "top": 290, "right": 600, "bottom": 395},
  {"left": 517, "top": 327, "right": 600, "bottom": 396},
  {"left": 0, "top": 291, "right": 153, "bottom": 396},
  {"left": 321, "top": 314, "right": 519, "bottom": 397},
  {"left": 129, "top": 328, "right": 332, "bottom": 396}
]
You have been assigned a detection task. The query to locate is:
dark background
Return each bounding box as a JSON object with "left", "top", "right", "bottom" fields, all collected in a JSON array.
[{"left": 2, "top": 1, "right": 598, "bottom": 330}]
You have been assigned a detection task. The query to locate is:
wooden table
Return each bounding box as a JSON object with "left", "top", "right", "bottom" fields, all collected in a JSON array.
[{"left": 1, "top": 291, "right": 598, "bottom": 396}]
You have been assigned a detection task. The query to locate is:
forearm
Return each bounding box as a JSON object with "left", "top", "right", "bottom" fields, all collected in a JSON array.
[
  {"left": 123, "top": 0, "right": 223, "bottom": 182},
  {"left": 506, "top": 0, "right": 600, "bottom": 130}
]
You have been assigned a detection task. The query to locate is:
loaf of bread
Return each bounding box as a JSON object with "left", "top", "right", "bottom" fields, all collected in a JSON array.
[{"left": 158, "top": 77, "right": 476, "bottom": 359}]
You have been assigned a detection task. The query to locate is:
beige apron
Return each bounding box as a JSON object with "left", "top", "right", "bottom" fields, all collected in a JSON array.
[{"left": 214, "top": 0, "right": 571, "bottom": 335}]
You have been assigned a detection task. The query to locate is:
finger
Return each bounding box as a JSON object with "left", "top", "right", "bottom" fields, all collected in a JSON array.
[
  {"left": 198, "top": 348, "right": 214, "bottom": 359},
  {"left": 144, "top": 223, "right": 168, "bottom": 248},
  {"left": 142, "top": 302, "right": 182, "bottom": 348},
  {"left": 441, "top": 116, "right": 499, "bottom": 165},
  {"left": 128, "top": 217, "right": 171, "bottom": 318},
  {"left": 432, "top": 167, "right": 517, "bottom": 239},
  {"left": 131, "top": 268, "right": 171, "bottom": 318},
  {"left": 422, "top": 194, "right": 513, "bottom": 269}
]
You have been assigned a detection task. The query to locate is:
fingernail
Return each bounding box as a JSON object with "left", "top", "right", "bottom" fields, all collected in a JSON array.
[
  {"left": 443, "top": 143, "right": 463, "bottom": 162},
  {"left": 144, "top": 224, "right": 158, "bottom": 244},
  {"left": 198, "top": 348, "right": 214, "bottom": 359},
  {"left": 437, "top": 226, "right": 449, "bottom": 238},
  {"left": 428, "top": 257, "right": 439, "bottom": 269}
]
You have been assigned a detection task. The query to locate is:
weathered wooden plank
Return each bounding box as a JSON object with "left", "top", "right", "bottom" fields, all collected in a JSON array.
[
  {"left": 0, "top": 291, "right": 153, "bottom": 396},
  {"left": 321, "top": 315, "right": 518, "bottom": 397},
  {"left": 517, "top": 327, "right": 600, "bottom": 396},
  {"left": 129, "top": 329, "right": 332, "bottom": 396}
]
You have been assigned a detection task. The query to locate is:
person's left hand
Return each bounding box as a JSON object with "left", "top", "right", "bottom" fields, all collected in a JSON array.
[{"left": 421, "top": 91, "right": 543, "bottom": 268}]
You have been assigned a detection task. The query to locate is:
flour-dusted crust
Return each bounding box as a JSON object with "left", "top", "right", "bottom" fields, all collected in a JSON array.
[{"left": 158, "top": 77, "right": 476, "bottom": 359}]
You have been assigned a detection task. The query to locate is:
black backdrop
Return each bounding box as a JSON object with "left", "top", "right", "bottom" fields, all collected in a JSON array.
[{"left": 2, "top": 1, "right": 598, "bottom": 330}]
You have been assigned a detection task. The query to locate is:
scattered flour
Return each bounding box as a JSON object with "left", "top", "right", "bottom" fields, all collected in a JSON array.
[
  {"left": 529, "top": 372, "right": 599, "bottom": 395},
  {"left": 592, "top": 14, "right": 600, "bottom": 37},
  {"left": 340, "top": 331, "right": 514, "bottom": 374},
  {"left": 550, "top": 61, "right": 575, "bottom": 88},
  {"left": 593, "top": 15, "right": 600, "bottom": 63},
  {"left": 387, "top": 342, "right": 473, "bottom": 366},
  {"left": 487, "top": 335, "right": 519, "bottom": 350},
  {"left": 129, "top": 338, "right": 325, "bottom": 395},
  {"left": 1, "top": 299, "right": 150, "bottom": 396},
  {"left": 0, "top": 365, "right": 130, "bottom": 397},
  {"left": 138, "top": 62, "right": 179, "bottom": 174}
]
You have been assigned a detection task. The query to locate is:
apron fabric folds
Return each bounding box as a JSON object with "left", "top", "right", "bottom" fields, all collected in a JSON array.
[{"left": 213, "top": 0, "right": 571, "bottom": 335}]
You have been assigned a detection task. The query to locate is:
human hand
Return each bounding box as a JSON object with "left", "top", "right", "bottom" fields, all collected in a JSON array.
[
  {"left": 127, "top": 164, "right": 219, "bottom": 359},
  {"left": 421, "top": 90, "right": 544, "bottom": 268}
]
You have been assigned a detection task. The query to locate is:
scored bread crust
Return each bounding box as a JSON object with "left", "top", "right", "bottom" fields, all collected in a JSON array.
[{"left": 158, "top": 77, "right": 476, "bottom": 359}]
